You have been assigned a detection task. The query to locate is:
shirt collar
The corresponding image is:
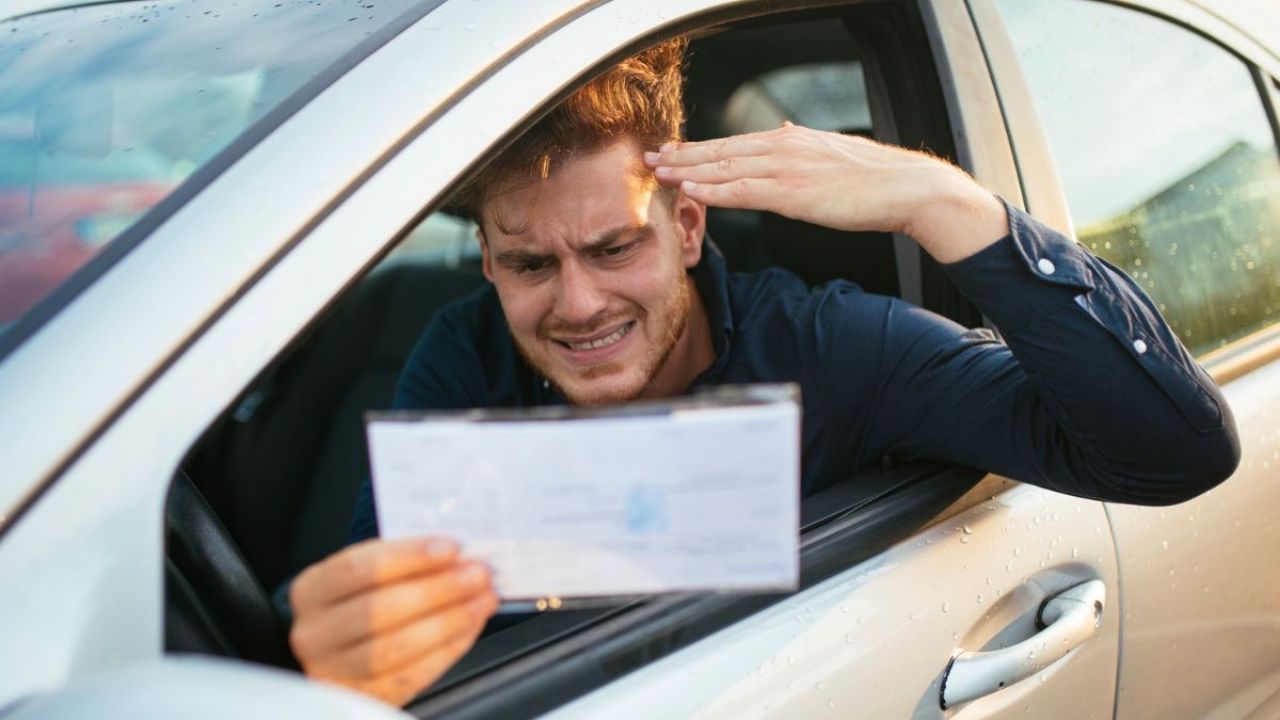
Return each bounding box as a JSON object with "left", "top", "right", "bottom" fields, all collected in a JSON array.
[{"left": 691, "top": 236, "right": 735, "bottom": 383}]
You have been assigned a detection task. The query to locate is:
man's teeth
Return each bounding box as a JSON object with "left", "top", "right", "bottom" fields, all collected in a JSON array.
[{"left": 567, "top": 322, "right": 632, "bottom": 351}]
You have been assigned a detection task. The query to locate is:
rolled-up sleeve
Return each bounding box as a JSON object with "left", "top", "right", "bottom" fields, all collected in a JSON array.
[{"left": 867, "top": 200, "right": 1239, "bottom": 505}]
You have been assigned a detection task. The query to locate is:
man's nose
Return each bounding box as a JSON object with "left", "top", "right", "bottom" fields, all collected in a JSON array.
[{"left": 554, "top": 258, "right": 608, "bottom": 327}]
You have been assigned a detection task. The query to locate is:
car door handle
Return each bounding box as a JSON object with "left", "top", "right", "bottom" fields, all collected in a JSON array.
[{"left": 940, "top": 579, "right": 1106, "bottom": 709}]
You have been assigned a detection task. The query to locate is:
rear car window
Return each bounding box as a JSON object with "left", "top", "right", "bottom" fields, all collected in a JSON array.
[
  {"left": 997, "top": 0, "right": 1280, "bottom": 357},
  {"left": 0, "top": 0, "right": 416, "bottom": 335}
]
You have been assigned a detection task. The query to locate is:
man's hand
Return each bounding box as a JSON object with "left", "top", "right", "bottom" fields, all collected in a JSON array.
[
  {"left": 644, "top": 123, "right": 1010, "bottom": 263},
  {"left": 289, "top": 537, "right": 499, "bottom": 707}
]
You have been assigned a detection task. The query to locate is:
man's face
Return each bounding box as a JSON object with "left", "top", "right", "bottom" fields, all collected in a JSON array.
[{"left": 479, "top": 139, "right": 706, "bottom": 406}]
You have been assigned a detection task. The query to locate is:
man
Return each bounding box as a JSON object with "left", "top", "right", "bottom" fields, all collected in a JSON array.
[{"left": 286, "top": 38, "right": 1238, "bottom": 705}]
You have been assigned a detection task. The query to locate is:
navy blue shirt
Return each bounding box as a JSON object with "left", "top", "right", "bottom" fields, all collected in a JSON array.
[{"left": 350, "top": 202, "right": 1239, "bottom": 542}]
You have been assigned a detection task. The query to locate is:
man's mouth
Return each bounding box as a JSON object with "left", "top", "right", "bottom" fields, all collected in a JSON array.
[{"left": 554, "top": 321, "right": 636, "bottom": 351}]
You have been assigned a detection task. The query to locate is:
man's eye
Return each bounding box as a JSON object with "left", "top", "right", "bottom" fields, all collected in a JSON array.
[
  {"left": 599, "top": 242, "right": 637, "bottom": 259},
  {"left": 514, "top": 258, "right": 552, "bottom": 275}
]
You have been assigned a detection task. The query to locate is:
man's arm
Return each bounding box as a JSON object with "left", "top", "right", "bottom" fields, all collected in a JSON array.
[
  {"left": 644, "top": 122, "right": 1009, "bottom": 262},
  {"left": 647, "top": 124, "right": 1239, "bottom": 502}
]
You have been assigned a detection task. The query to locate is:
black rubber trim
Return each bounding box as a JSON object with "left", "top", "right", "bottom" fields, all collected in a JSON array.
[
  {"left": 939, "top": 653, "right": 957, "bottom": 710},
  {"left": 407, "top": 461, "right": 983, "bottom": 720},
  {"left": 1253, "top": 67, "right": 1280, "bottom": 160}
]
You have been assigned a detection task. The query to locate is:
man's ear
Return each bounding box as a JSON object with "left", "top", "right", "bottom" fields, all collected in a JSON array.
[
  {"left": 673, "top": 190, "right": 706, "bottom": 269},
  {"left": 477, "top": 227, "right": 494, "bottom": 282}
]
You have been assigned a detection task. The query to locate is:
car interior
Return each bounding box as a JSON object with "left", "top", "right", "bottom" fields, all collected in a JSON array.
[{"left": 166, "top": 4, "right": 987, "bottom": 714}]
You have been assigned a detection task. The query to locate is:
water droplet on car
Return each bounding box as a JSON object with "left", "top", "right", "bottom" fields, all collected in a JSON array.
[
  {"left": 962, "top": 525, "right": 973, "bottom": 535},
  {"left": 942, "top": 602, "right": 950, "bottom": 613},
  {"left": 960, "top": 536, "right": 970, "bottom": 544}
]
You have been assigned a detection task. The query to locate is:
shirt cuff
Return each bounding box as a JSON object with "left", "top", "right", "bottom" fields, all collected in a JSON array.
[{"left": 942, "top": 197, "right": 1095, "bottom": 295}]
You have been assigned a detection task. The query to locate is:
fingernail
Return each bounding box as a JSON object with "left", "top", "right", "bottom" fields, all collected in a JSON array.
[
  {"left": 680, "top": 180, "right": 697, "bottom": 192},
  {"left": 643, "top": 151, "right": 660, "bottom": 164},
  {"left": 424, "top": 539, "right": 457, "bottom": 557},
  {"left": 655, "top": 166, "right": 671, "bottom": 177},
  {"left": 458, "top": 564, "right": 487, "bottom": 588},
  {"left": 660, "top": 143, "right": 675, "bottom": 152}
]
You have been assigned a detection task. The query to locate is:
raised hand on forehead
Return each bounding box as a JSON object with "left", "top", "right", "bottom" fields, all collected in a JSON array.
[{"left": 643, "top": 123, "right": 1008, "bottom": 263}]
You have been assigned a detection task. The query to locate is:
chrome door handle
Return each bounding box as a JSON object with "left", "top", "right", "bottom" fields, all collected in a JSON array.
[{"left": 940, "top": 579, "right": 1105, "bottom": 708}]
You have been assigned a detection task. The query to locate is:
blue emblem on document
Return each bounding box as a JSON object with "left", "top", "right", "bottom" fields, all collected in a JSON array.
[{"left": 626, "top": 484, "right": 668, "bottom": 533}]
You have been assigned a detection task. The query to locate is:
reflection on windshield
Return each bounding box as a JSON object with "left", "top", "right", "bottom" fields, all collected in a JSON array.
[{"left": 0, "top": 0, "right": 415, "bottom": 329}]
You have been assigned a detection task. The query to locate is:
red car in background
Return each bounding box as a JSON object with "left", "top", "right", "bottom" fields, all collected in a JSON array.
[{"left": 0, "top": 181, "right": 169, "bottom": 324}]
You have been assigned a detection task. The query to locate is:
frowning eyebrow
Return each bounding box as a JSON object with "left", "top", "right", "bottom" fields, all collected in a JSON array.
[{"left": 494, "top": 222, "right": 652, "bottom": 268}]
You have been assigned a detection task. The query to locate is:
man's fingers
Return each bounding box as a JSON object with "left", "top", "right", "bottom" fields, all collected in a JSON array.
[
  {"left": 653, "top": 155, "right": 776, "bottom": 185},
  {"left": 678, "top": 178, "right": 780, "bottom": 211},
  {"left": 357, "top": 624, "right": 489, "bottom": 708},
  {"left": 645, "top": 132, "right": 778, "bottom": 167},
  {"left": 291, "top": 537, "right": 460, "bottom": 612},
  {"left": 295, "top": 562, "right": 493, "bottom": 652},
  {"left": 316, "top": 592, "right": 498, "bottom": 680}
]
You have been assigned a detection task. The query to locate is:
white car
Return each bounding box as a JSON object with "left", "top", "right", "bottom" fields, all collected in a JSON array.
[{"left": 2, "top": 0, "right": 1279, "bottom": 717}]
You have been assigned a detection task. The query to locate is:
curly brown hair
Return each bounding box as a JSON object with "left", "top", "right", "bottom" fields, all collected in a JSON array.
[{"left": 451, "top": 37, "right": 688, "bottom": 228}]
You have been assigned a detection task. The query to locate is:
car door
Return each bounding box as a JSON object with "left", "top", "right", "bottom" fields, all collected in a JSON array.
[{"left": 973, "top": 0, "right": 1280, "bottom": 716}]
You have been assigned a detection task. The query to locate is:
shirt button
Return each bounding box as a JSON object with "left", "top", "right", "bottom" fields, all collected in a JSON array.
[
  {"left": 1133, "top": 339, "right": 1148, "bottom": 354},
  {"left": 1037, "top": 258, "right": 1056, "bottom": 275}
]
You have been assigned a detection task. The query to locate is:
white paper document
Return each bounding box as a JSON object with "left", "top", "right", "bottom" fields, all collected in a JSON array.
[{"left": 367, "top": 389, "right": 800, "bottom": 604}]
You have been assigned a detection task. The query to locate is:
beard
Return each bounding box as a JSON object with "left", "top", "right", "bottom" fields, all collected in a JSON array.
[{"left": 511, "top": 273, "right": 691, "bottom": 407}]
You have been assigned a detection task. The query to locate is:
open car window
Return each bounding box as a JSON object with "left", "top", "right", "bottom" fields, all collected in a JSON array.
[{"left": 168, "top": 4, "right": 988, "bottom": 717}]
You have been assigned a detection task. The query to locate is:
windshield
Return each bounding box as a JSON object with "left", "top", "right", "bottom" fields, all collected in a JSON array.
[{"left": 0, "top": 0, "right": 418, "bottom": 337}]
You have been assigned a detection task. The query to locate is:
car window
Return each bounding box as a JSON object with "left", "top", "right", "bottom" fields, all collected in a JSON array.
[
  {"left": 0, "top": 0, "right": 417, "bottom": 333},
  {"left": 721, "top": 61, "right": 870, "bottom": 134},
  {"left": 996, "top": 0, "right": 1280, "bottom": 357}
]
